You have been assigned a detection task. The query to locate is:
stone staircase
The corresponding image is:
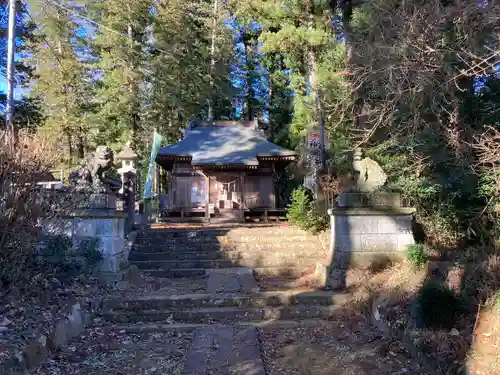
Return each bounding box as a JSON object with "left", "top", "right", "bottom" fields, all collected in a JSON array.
[
  {"left": 99, "top": 225, "right": 342, "bottom": 375},
  {"left": 129, "top": 225, "right": 329, "bottom": 279}
]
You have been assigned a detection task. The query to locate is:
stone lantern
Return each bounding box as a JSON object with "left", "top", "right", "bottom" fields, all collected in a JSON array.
[
  {"left": 116, "top": 141, "right": 138, "bottom": 173},
  {"left": 116, "top": 142, "right": 138, "bottom": 232}
]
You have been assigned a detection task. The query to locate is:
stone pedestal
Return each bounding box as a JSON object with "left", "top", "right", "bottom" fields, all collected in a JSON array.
[
  {"left": 326, "top": 192, "right": 415, "bottom": 289},
  {"left": 41, "top": 193, "right": 128, "bottom": 275},
  {"left": 70, "top": 210, "right": 127, "bottom": 273}
]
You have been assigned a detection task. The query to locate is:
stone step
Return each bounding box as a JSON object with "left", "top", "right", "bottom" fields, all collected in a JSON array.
[
  {"left": 140, "top": 267, "right": 313, "bottom": 278},
  {"left": 136, "top": 234, "right": 319, "bottom": 245},
  {"left": 102, "top": 319, "right": 323, "bottom": 333},
  {"left": 131, "top": 257, "right": 319, "bottom": 270},
  {"left": 135, "top": 237, "right": 222, "bottom": 246},
  {"left": 141, "top": 268, "right": 208, "bottom": 278},
  {"left": 132, "top": 241, "right": 322, "bottom": 253},
  {"left": 228, "top": 235, "right": 321, "bottom": 244},
  {"left": 102, "top": 291, "right": 350, "bottom": 311},
  {"left": 130, "top": 259, "right": 235, "bottom": 270},
  {"left": 137, "top": 229, "right": 322, "bottom": 243},
  {"left": 100, "top": 305, "right": 345, "bottom": 324},
  {"left": 227, "top": 242, "right": 324, "bottom": 252},
  {"left": 140, "top": 228, "right": 227, "bottom": 237},
  {"left": 132, "top": 243, "right": 225, "bottom": 252},
  {"left": 226, "top": 227, "right": 309, "bottom": 235},
  {"left": 129, "top": 251, "right": 225, "bottom": 261},
  {"left": 130, "top": 251, "right": 320, "bottom": 265}
]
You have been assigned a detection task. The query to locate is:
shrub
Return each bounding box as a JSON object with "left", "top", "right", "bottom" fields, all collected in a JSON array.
[
  {"left": 0, "top": 132, "right": 59, "bottom": 284},
  {"left": 405, "top": 243, "right": 428, "bottom": 268},
  {"left": 286, "top": 187, "right": 329, "bottom": 234},
  {"left": 460, "top": 245, "right": 500, "bottom": 305},
  {"left": 416, "top": 281, "right": 463, "bottom": 329},
  {"left": 77, "top": 237, "right": 103, "bottom": 266},
  {"left": 0, "top": 131, "right": 83, "bottom": 285},
  {"left": 41, "top": 235, "right": 73, "bottom": 256}
]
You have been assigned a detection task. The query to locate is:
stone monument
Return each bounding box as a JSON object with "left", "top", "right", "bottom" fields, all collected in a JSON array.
[
  {"left": 326, "top": 148, "right": 415, "bottom": 289},
  {"left": 44, "top": 146, "right": 127, "bottom": 280}
]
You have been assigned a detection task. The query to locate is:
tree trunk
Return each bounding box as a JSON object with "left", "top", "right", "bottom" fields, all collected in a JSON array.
[
  {"left": 127, "top": 8, "right": 139, "bottom": 149},
  {"left": 244, "top": 42, "right": 254, "bottom": 121},
  {"left": 341, "top": 1, "right": 370, "bottom": 138},
  {"left": 207, "top": 0, "right": 218, "bottom": 121},
  {"left": 77, "top": 132, "right": 85, "bottom": 159},
  {"left": 307, "top": 49, "right": 326, "bottom": 170},
  {"left": 66, "top": 130, "right": 73, "bottom": 162}
]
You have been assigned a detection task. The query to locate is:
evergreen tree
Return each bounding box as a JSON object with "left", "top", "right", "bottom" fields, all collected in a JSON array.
[
  {"left": 25, "top": 0, "right": 91, "bottom": 160},
  {"left": 0, "top": 2, "right": 42, "bottom": 132},
  {"left": 84, "top": 0, "right": 152, "bottom": 151},
  {"left": 234, "top": 1, "right": 350, "bottom": 150}
]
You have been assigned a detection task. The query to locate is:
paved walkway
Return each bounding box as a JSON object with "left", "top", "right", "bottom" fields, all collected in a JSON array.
[
  {"left": 181, "top": 269, "right": 265, "bottom": 374},
  {"left": 183, "top": 326, "right": 265, "bottom": 375}
]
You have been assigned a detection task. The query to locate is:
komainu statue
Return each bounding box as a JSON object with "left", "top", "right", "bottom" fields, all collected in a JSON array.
[
  {"left": 69, "top": 146, "right": 114, "bottom": 191},
  {"left": 351, "top": 148, "right": 387, "bottom": 192}
]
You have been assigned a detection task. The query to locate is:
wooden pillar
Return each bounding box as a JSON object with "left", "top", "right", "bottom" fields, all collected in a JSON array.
[
  {"left": 240, "top": 171, "right": 246, "bottom": 222},
  {"left": 272, "top": 162, "right": 277, "bottom": 209},
  {"left": 171, "top": 163, "right": 177, "bottom": 210},
  {"left": 205, "top": 171, "right": 210, "bottom": 222}
]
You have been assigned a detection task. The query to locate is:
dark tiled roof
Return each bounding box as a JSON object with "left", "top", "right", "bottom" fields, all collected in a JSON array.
[{"left": 157, "top": 125, "right": 297, "bottom": 165}]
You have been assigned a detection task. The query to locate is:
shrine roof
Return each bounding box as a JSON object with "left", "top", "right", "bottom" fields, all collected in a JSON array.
[{"left": 157, "top": 121, "right": 297, "bottom": 166}]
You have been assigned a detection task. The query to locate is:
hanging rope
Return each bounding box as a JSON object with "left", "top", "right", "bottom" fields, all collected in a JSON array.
[{"left": 208, "top": 175, "right": 242, "bottom": 185}]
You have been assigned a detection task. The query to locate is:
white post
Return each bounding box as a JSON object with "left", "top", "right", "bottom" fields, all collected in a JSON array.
[{"left": 5, "top": 0, "right": 16, "bottom": 134}]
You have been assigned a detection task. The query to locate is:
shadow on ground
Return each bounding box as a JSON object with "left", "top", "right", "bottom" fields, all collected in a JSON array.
[{"left": 130, "top": 222, "right": 499, "bottom": 375}]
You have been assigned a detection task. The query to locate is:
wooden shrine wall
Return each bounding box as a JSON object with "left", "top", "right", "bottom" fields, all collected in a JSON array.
[{"left": 167, "top": 163, "right": 276, "bottom": 210}]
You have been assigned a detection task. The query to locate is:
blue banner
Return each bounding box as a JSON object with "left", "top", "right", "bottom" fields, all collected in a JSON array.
[{"left": 142, "top": 131, "right": 163, "bottom": 200}]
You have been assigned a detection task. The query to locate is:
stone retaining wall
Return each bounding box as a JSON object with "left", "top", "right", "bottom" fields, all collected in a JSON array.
[
  {"left": 1, "top": 302, "right": 94, "bottom": 375},
  {"left": 223, "top": 227, "right": 330, "bottom": 270}
]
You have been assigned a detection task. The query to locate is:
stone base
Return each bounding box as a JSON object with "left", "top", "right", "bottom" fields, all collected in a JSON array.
[
  {"left": 329, "top": 207, "right": 415, "bottom": 254},
  {"left": 41, "top": 209, "right": 127, "bottom": 275},
  {"left": 328, "top": 268, "right": 347, "bottom": 290},
  {"left": 333, "top": 252, "right": 404, "bottom": 270},
  {"left": 337, "top": 192, "right": 403, "bottom": 209},
  {"left": 327, "top": 206, "right": 415, "bottom": 288}
]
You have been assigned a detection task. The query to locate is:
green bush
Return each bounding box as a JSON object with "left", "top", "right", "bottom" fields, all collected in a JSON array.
[
  {"left": 40, "top": 235, "right": 102, "bottom": 271},
  {"left": 416, "top": 281, "right": 463, "bottom": 329},
  {"left": 405, "top": 243, "right": 428, "bottom": 268},
  {"left": 286, "top": 187, "right": 329, "bottom": 234},
  {"left": 77, "top": 237, "right": 103, "bottom": 266}
]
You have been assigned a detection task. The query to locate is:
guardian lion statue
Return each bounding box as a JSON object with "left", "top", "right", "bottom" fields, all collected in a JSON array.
[
  {"left": 69, "top": 146, "right": 114, "bottom": 191},
  {"left": 351, "top": 147, "right": 387, "bottom": 192}
]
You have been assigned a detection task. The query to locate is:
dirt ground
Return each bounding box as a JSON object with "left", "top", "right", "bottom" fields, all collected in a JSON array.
[
  {"left": 259, "top": 317, "right": 429, "bottom": 375},
  {"left": 33, "top": 327, "right": 193, "bottom": 375},
  {"left": 467, "top": 298, "right": 500, "bottom": 375}
]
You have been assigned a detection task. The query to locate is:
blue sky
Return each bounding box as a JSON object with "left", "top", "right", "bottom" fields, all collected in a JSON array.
[{"left": 2, "top": 4, "right": 498, "bottom": 109}]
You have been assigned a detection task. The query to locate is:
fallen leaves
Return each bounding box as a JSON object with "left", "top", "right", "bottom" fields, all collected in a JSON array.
[
  {"left": 34, "top": 328, "right": 193, "bottom": 375},
  {"left": 0, "top": 273, "right": 109, "bottom": 366},
  {"left": 259, "top": 321, "right": 428, "bottom": 375}
]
